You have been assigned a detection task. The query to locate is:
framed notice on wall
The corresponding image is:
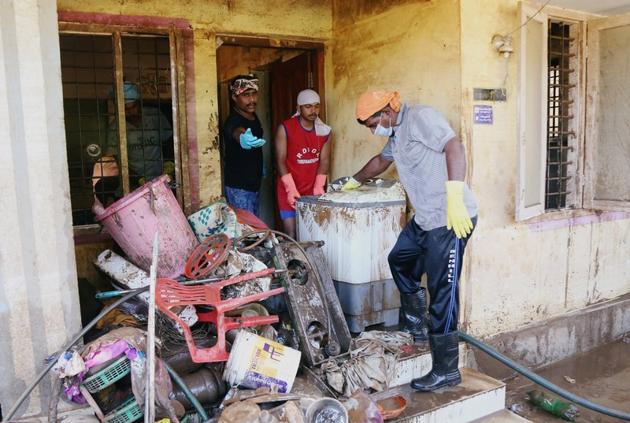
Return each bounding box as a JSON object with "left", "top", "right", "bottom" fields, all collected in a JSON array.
[{"left": 473, "top": 105, "right": 493, "bottom": 124}]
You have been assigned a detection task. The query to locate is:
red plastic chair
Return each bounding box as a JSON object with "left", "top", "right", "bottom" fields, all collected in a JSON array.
[{"left": 156, "top": 268, "right": 284, "bottom": 362}]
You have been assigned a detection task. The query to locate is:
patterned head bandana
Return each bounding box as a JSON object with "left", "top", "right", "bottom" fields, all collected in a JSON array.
[{"left": 230, "top": 76, "right": 259, "bottom": 96}]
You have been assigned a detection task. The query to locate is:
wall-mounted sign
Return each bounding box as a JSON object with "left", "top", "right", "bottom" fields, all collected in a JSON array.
[{"left": 473, "top": 105, "right": 493, "bottom": 125}]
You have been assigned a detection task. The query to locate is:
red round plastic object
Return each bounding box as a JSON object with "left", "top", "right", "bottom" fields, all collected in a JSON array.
[
  {"left": 377, "top": 395, "right": 407, "bottom": 420},
  {"left": 184, "top": 233, "right": 230, "bottom": 279}
]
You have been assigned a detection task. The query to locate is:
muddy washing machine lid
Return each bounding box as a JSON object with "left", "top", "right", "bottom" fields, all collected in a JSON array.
[{"left": 299, "top": 178, "right": 406, "bottom": 208}]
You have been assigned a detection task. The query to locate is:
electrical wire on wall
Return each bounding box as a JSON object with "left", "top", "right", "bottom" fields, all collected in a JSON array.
[
  {"left": 493, "top": 0, "right": 553, "bottom": 88},
  {"left": 506, "top": 0, "right": 552, "bottom": 37}
]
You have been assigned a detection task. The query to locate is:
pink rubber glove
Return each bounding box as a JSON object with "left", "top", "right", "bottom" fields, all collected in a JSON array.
[
  {"left": 281, "top": 173, "right": 301, "bottom": 209},
  {"left": 313, "top": 174, "right": 327, "bottom": 196}
]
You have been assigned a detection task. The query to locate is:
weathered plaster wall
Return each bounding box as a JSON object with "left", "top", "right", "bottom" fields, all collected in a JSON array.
[
  {"left": 57, "top": 0, "right": 332, "bottom": 40},
  {"left": 459, "top": 0, "right": 630, "bottom": 337},
  {"left": 0, "top": 0, "right": 82, "bottom": 417},
  {"left": 50, "top": 0, "right": 630, "bottom": 348},
  {"left": 216, "top": 45, "right": 304, "bottom": 83},
  {"left": 328, "top": 0, "right": 461, "bottom": 179},
  {"left": 328, "top": 0, "right": 630, "bottom": 340},
  {"left": 57, "top": 0, "right": 332, "bottom": 206}
]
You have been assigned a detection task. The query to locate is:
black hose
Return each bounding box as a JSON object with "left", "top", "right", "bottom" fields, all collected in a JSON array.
[
  {"left": 460, "top": 331, "right": 630, "bottom": 421},
  {"left": 4, "top": 287, "right": 149, "bottom": 421}
]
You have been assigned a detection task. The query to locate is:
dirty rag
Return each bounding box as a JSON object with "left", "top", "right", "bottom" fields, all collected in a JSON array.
[
  {"left": 187, "top": 200, "right": 244, "bottom": 241},
  {"left": 321, "top": 331, "right": 412, "bottom": 397},
  {"left": 53, "top": 349, "right": 86, "bottom": 378}
]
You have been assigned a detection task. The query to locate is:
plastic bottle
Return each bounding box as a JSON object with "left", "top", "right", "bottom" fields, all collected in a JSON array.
[{"left": 527, "top": 390, "right": 580, "bottom": 421}]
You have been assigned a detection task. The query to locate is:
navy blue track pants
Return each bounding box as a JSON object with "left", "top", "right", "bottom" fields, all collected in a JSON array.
[{"left": 388, "top": 217, "right": 476, "bottom": 334}]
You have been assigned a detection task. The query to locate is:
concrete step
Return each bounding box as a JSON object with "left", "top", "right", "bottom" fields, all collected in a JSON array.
[
  {"left": 372, "top": 368, "right": 505, "bottom": 423},
  {"left": 471, "top": 409, "right": 533, "bottom": 422},
  {"left": 391, "top": 342, "right": 469, "bottom": 387}
]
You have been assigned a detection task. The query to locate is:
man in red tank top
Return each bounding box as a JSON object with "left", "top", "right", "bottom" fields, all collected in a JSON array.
[{"left": 275, "top": 89, "right": 332, "bottom": 238}]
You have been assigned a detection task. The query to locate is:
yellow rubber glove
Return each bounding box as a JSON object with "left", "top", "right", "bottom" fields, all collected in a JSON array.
[
  {"left": 341, "top": 176, "right": 362, "bottom": 191},
  {"left": 445, "top": 180, "right": 473, "bottom": 239}
]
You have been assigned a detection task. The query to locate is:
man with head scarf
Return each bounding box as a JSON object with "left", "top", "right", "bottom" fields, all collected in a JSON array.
[
  {"left": 275, "top": 89, "right": 332, "bottom": 238},
  {"left": 222, "top": 74, "right": 266, "bottom": 216},
  {"left": 344, "top": 90, "right": 477, "bottom": 392}
]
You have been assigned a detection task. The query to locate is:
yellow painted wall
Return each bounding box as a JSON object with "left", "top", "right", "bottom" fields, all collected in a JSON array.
[
  {"left": 328, "top": 0, "right": 630, "bottom": 338},
  {"left": 57, "top": 0, "right": 332, "bottom": 205},
  {"left": 327, "top": 0, "right": 462, "bottom": 179},
  {"left": 54, "top": 0, "right": 630, "bottom": 340},
  {"left": 459, "top": 0, "right": 630, "bottom": 336}
]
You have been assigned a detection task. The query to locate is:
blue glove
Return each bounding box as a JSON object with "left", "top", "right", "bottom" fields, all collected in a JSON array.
[
  {"left": 240, "top": 128, "right": 266, "bottom": 149},
  {"left": 249, "top": 137, "right": 266, "bottom": 148}
]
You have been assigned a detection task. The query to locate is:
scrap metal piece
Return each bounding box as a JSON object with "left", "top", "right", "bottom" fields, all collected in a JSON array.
[
  {"left": 274, "top": 242, "right": 351, "bottom": 367},
  {"left": 184, "top": 233, "right": 230, "bottom": 280}
]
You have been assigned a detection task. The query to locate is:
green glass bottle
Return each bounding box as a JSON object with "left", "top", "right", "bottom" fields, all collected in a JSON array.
[{"left": 527, "top": 390, "right": 580, "bottom": 421}]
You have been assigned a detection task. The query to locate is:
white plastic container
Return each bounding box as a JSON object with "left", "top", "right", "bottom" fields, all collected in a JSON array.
[
  {"left": 223, "top": 331, "right": 301, "bottom": 393},
  {"left": 296, "top": 181, "right": 406, "bottom": 331},
  {"left": 296, "top": 183, "right": 406, "bottom": 284}
]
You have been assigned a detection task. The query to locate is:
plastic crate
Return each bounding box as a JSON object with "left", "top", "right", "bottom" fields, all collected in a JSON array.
[
  {"left": 82, "top": 355, "right": 131, "bottom": 393},
  {"left": 103, "top": 397, "right": 143, "bottom": 423}
]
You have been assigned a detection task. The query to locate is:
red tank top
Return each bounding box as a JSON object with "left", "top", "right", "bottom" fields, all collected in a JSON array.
[{"left": 282, "top": 116, "right": 329, "bottom": 193}]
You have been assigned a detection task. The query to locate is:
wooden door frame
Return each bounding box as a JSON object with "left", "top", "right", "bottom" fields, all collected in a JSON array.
[
  {"left": 58, "top": 12, "right": 199, "bottom": 223},
  {"left": 215, "top": 34, "right": 326, "bottom": 120}
]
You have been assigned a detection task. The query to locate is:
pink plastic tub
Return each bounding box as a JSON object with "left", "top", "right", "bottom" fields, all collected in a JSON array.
[{"left": 93, "top": 175, "right": 198, "bottom": 278}]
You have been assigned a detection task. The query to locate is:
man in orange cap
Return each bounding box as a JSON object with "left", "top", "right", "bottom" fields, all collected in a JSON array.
[{"left": 343, "top": 90, "right": 477, "bottom": 392}]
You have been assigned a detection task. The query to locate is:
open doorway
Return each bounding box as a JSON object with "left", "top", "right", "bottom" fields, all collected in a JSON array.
[{"left": 215, "top": 38, "right": 325, "bottom": 228}]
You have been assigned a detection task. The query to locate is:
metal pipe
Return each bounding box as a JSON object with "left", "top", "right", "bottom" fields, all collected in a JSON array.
[{"left": 163, "top": 363, "right": 209, "bottom": 421}]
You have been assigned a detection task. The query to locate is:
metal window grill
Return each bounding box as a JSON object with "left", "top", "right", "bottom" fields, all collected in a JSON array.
[
  {"left": 546, "top": 21, "right": 575, "bottom": 210},
  {"left": 61, "top": 34, "right": 118, "bottom": 226},
  {"left": 121, "top": 35, "right": 174, "bottom": 185},
  {"left": 60, "top": 34, "right": 174, "bottom": 226}
]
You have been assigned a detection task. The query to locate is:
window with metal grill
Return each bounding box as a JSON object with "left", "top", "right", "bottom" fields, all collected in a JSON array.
[
  {"left": 546, "top": 21, "right": 577, "bottom": 210},
  {"left": 518, "top": 4, "right": 630, "bottom": 220},
  {"left": 60, "top": 33, "right": 178, "bottom": 226}
]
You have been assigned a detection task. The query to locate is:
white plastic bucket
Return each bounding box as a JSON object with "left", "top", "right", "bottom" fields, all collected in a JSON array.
[{"left": 223, "top": 331, "right": 301, "bottom": 393}]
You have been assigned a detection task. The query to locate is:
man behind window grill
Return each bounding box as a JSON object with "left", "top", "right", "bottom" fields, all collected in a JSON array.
[{"left": 92, "top": 82, "right": 173, "bottom": 205}]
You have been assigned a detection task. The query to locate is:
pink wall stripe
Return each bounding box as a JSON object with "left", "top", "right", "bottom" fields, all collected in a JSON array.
[
  {"left": 57, "top": 10, "right": 191, "bottom": 30},
  {"left": 528, "top": 211, "right": 630, "bottom": 232}
]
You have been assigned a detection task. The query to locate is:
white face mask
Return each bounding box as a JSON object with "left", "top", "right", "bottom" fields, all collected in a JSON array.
[{"left": 373, "top": 113, "right": 393, "bottom": 137}]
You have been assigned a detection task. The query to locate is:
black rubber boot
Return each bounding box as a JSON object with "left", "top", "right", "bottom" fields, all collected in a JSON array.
[
  {"left": 411, "top": 331, "right": 461, "bottom": 391},
  {"left": 399, "top": 289, "right": 429, "bottom": 343}
]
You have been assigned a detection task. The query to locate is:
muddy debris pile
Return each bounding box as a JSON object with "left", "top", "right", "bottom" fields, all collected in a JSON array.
[{"left": 11, "top": 177, "right": 411, "bottom": 423}]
